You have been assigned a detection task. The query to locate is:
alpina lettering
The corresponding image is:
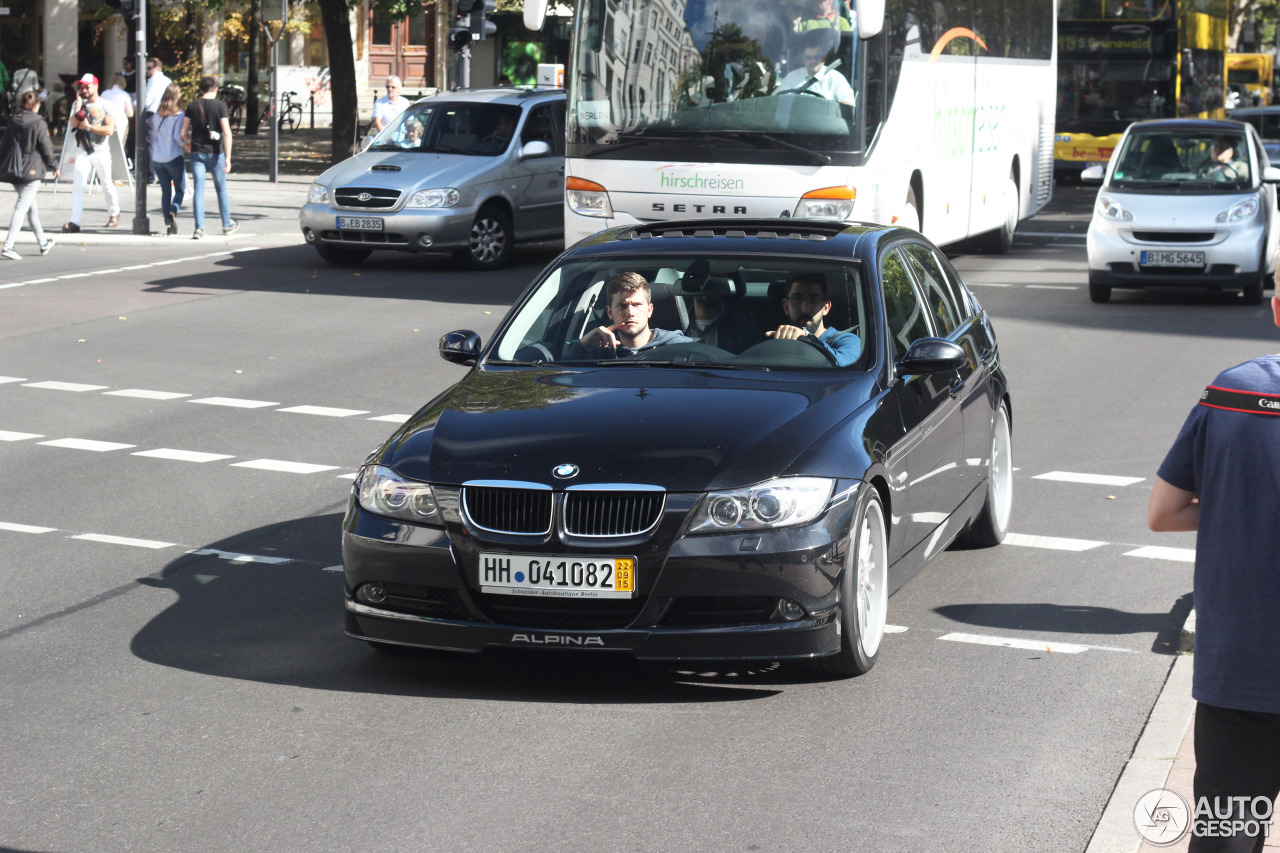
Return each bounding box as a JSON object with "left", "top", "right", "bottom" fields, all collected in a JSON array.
[{"left": 511, "top": 633, "right": 605, "bottom": 646}]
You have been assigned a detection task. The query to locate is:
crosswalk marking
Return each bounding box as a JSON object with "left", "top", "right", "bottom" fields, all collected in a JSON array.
[
  {"left": 230, "top": 459, "right": 340, "bottom": 474},
  {"left": 132, "top": 449, "right": 235, "bottom": 463},
  {"left": 278, "top": 405, "right": 372, "bottom": 418},
  {"left": 39, "top": 438, "right": 136, "bottom": 452},
  {"left": 105, "top": 389, "right": 192, "bottom": 400},
  {"left": 23, "top": 381, "right": 108, "bottom": 392},
  {"left": 1004, "top": 532, "right": 1106, "bottom": 551},
  {"left": 188, "top": 397, "right": 281, "bottom": 409},
  {"left": 939, "top": 632, "right": 1089, "bottom": 654},
  {"left": 0, "top": 522, "right": 57, "bottom": 534},
  {"left": 0, "top": 430, "right": 43, "bottom": 441},
  {"left": 1124, "top": 545, "right": 1195, "bottom": 563},
  {"left": 70, "top": 533, "right": 176, "bottom": 549},
  {"left": 1034, "top": 471, "right": 1145, "bottom": 487}
]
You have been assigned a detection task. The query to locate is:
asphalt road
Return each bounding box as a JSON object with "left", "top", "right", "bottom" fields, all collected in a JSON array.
[{"left": 2, "top": 187, "right": 1273, "bottom": 853}]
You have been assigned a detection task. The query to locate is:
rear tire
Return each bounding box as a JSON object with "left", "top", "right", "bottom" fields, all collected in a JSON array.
[
  {"left": 1088, "top": 272, "right": 1112, "bottom": 303},
  {"left": 315, "top": 243, "right": 372, "bottom": 266},
  {"left": 810, "top": 487, "right": 888, "bottom": 678},
  {"left": 974, "top": 175, "right": 1018, "bottom": 253},
  {"left": 958, "top": 401, "right": 1012, "bottom": 547}
]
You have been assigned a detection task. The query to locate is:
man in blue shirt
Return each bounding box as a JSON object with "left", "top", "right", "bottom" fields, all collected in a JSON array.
[
  {"left": 766, "top": 272, "right": 861, "bottom": 366},
  {"left": 1148, "top": 293, "right": 1280, "bottom": 853}
]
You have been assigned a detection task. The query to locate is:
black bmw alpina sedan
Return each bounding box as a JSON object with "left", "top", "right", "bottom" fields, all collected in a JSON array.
[{"left": 342, "top": 218, "right": 1012, "bottom": 676}]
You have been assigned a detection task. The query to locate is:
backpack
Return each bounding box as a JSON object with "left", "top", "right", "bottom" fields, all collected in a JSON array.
[{"left": 0, "top": 133, "right": 25, "bottom": 184}]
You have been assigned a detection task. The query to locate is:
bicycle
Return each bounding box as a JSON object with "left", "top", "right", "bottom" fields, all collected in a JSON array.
[
  {"left": 260, "top": 90, "right": 303, "bottom": 134},
  {"left": 218, "top": 83, "right": 246, "bottom": 131}
]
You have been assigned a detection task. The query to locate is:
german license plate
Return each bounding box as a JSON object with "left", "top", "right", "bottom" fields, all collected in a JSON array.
[
  {"left": 1141, "top": 251, "right": 1205, "bottom": 268},
  {"left": 479, "top": 554, "right": 636, "bottom": 599},
  {"left": 336, "top": 216, "right": 384, "bottom": 231}
]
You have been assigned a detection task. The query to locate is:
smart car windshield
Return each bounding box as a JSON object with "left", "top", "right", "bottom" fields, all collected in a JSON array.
[
  {"left": 368, "top": 102, "right": 523, "bottom": 155},
  {"left": 1109, "top": 129, "right": 1252, "bottom": 190},
  {"left": 489, "top": 255, "right": 869, "bottom": 370}
]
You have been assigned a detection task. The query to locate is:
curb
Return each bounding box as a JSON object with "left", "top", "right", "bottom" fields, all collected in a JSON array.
[{"left": 1084, "top": 606, "right": 1196, "bottom": 853}]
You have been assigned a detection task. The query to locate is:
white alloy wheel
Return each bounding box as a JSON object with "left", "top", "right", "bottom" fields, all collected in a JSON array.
[
  {"left": 853, "top": 496, "right": 889, "bottom": 660},
  {"left": 989, "top": 404, "right": 1013, "bottom": 535}
]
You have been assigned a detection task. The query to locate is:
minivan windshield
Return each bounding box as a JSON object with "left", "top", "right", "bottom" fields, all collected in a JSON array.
[
  {"left": 368, "top": 102, "right": 523, "bottom": 156},
  {"left": 1109, "top": 129, "right": 1252, "bottom": 189}
]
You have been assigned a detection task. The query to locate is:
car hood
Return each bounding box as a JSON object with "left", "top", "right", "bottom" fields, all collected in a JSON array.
[
  {"left": 317, "top": 149, "right": 496, "bottom": 190},
  {"left": 1100, "top": 188, "right": 1260, "bottom": 227},
  {"left": 380, "top": 367, "right": 878, "bottom": 492}
]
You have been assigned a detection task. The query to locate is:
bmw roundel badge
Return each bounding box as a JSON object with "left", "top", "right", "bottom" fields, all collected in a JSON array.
[{"left": 552, "top": 463, "right": 579, "bottom": 479}]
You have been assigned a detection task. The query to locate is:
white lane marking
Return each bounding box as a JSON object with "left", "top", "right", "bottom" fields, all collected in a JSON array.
[
  {"left": 323, "top": 565, "right": 344, "bottom": 572},
  {"left": 187, "top": 548, "right": 293, "bottom": 565},
  {"left": 939, "top": 632, "right": 1089, "bottom": 654},
  {"left": 58, "top": 273, "right": 91, "bottom": 279},
  {"left": 1024, "top": 285, "right": 1079, "bottom": 291},
  {"left": 968, "top": 282, "right": 1013, "bottom": 288},
  {"left": 1005, "top": 532, "right": 1106, "bottom": 551},
  {"left": 0, "top": 522, "right": 58, "bottom": 534},
  {"left": 189, "top": 397, "right": 280, "bottom": 408},
  {"left": 336, "top": 472, "right": 358, "bottom": 480},
  {"left": 369, "top": 414, "right": 411, "bottom": 423},
  {"left": 105, "top": 389, "right": 192, "bottom": 400},
  {"left": 230, "top": 459, "right": 340, "bottom": 474},
  {"left": 23, "top": 381, "right": 109, "bottom": 392},
  {"left": 71, "top": 533, "right": 177, "bottom": 549},
  {"left": 278, "top": 405, "right": 372, "bottom": 418},
  {"left": 132, "top": 448, "right": 236, "bottom": 463},
  {"left": 1034, "top": 471, "right": 1145, "bottom": 487},
  {"left": 884, "top": 624, "right": 908, "bottom": 633},
  {"left": 0, "top": 376, "right": 29, "bottom": 384},
  {"left": 39, "top": 438, "right": 136, "bottom": 452},
  {"left": 0, "top": 430, "right": 43, "bottom": 441},
  {"left": 1124, "top": 545, "right": 1196, "bottom": 563}
]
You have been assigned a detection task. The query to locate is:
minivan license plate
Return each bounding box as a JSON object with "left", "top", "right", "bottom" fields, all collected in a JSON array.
[
  {"left": 479, "top": 554, "right": 636, "bottom": 599},
  {"left": 1141, "top": 251, "right": 1205, "bottom": 268},
  {"left": 336, "top": 216, "right": 384, "bottom": 231}
]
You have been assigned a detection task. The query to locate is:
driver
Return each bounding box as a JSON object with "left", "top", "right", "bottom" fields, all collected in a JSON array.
[
  {"left": 567, "top": 272, "right": 692, "bottom": 358},
  {"left": 1205, "top": 135, "right": 1248, "bottom": 179},
  {"left": 767, "top": 272, "right": 861, "bottom": 366},
  {"left": 776, "top": 28, "right": 855, "bottom": 106}
]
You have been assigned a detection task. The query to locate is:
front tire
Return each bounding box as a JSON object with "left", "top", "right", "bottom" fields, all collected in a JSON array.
[
  {"left": 315, "top": 243, "right": 372, "bottom": 266},
  {"left": 455, "top": 206, "right": 513, "bottom": 270},
  {"left": 812, "top": 487, "right": 888, "bottom": 677},
  {"left": 1088, "top": 271, "right": 1112, "bottom": 303},
  {"left": 959, "top": 401, "right": 1012, "bottom": 547}
]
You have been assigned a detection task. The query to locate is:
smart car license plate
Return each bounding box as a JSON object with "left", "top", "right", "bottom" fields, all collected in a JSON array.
[
  {"left": 336, "top": 216, "right": 384, "bottom": 231},
  {"left": 479, "top": 554, "right": 636, "bottom": 599},
  {"left": 1141, "top": 251, "right": 1205, "bottom": 268}
]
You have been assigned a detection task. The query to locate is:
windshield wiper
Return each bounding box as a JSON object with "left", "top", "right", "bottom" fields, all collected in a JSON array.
[{"left": 668, "top": 130, "right": 832, "bottom": 165}]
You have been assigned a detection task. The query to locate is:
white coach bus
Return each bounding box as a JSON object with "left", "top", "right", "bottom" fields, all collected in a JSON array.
[{"left": 524, "top": 0, "right": 1056, "bottom": 251}]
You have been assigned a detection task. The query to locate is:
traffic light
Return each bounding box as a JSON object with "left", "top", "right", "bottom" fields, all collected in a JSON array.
[
  {"left": 470, "top": 0, "right": 497, "bottom": 41},
  {"left": 451, "top": 0, "right": 481, "bottom": 49}
]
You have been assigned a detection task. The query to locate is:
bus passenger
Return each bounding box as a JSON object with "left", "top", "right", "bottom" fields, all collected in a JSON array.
[
  {"left": 766, "top": 272, "right": 861, "bottom": 366},
  {"left": 776, "top": 29, "right": 855, "bottom": 106}
]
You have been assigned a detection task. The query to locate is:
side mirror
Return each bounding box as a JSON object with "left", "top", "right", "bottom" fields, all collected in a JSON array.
[
  {"left": 1263, "top": 165, "right": 1280, "bottom": 183},
  {"left": 1080, "top": 164, "right": 1105, "bottom": 182},
  {"left": 898, "top": 338, "right": 968, "bottom": 374},
  {"left": 857, "top": 0, "right": 885, "bottom": 38},
  {"left": 440, "top": 330, "right": 483, "bottom": 366},
  {"left": 520, "top": 140, "right": 551, "bottom": 159},
  {"left": 523, "top": 0, "right": 548, "bottom": 31}
]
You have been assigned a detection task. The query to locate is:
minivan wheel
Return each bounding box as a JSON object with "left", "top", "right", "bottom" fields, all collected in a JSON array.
[{"left": 455, "top": 207, "right": 513, "bottom": 270}]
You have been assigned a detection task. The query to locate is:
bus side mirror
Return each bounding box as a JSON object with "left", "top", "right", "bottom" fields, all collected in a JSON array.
[
  {"left": 523, "top": 0, "right": 548, "bottom": 31},
  {"left": 1081, "top": 164, "right": 1105, "bottom": 182},
  {"left": 858, "top": 0, "right": 885, "bottom": 38}
]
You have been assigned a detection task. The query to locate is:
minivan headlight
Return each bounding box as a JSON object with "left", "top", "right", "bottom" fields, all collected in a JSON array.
[
  {"left": 687, "top": 477, "right": 834, "bottom": 533},
  {"left": 308, "top": 183, "right": 329, "bottom": 204},
  {"left": 355, "top": 465, "right": 441, "bottom": 523},
  {"left": 1097, "top": 195, "right": 1133, "bottom": 221},
  {"left": 1217, "top": 198, "right": 1259, "bottom": 222},
  {"left": 406, "top": 188, "right": 461, "bottom": 208}
]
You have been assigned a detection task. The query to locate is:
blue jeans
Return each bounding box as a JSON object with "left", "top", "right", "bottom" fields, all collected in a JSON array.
[
  {"left": 189, "top": 151, "right": 231, "bottom": 229},
  {"left": 153, "top": 155, "right": 186, "bottom": 218}
]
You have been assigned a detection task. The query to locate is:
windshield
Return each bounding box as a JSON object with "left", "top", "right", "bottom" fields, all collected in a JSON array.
[
  {"left": 1109, "top": 129, "right": 1251, "bottom": 189},
  {"left": 489, "top": 255, "right": 869, "bottom": 370},
  {"left": 568, "top": 0, "right": 860, "bottom": 162},
  {"left": 368, "top": 102, "right": 523, "bottom": 155}
]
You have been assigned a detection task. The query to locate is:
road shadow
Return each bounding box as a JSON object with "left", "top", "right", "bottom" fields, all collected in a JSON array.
[
  {"left": 934, "top": 592, "right": 1194, "bottom": 654},
  {"left": 130, "top": 512, "right": 805, "bottom": 702}
]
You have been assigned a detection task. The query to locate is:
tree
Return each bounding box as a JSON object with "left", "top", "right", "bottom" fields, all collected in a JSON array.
[{"left": 315, "top": 0, "right": 360, "bottom": 161}]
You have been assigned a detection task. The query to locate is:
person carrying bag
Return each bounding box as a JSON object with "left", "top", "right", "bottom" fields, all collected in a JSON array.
[{"left": 1, "top": 90, "right": 59, "bottom": 260}]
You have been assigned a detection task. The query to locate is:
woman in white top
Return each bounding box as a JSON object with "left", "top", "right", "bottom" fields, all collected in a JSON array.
[
  {"left": 147, "top": 83, "right": 186, "bottom": 235},
  {"left": 372, "top": 76, "right": 411, "bottom": 133}
]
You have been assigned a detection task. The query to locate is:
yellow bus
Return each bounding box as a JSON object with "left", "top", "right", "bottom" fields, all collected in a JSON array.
[
  {"left": 1054, "top": 0, "right": 1229, "bottom": 179},
  {"left": 1227, "top": 52, "right": 1273, "bottom": 107}
]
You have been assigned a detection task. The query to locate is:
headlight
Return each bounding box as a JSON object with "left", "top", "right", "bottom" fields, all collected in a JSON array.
[
  {"left": 405, "top": 188, "right": 460, "bottom": 208},
  {"left": 1217, "top": 198, "right": 1259, "bottom": 222},
  {"left": 566, "top": 177, "right": 613, "bottom": 218},
  {"left": 355, "top": 465, "right": 441, "bottom": 523},
  {"left": 308, "top": 183, "right": 329, "bottom": 204},
  {"left": 687, "top": 477, "right": 835, "bottom": 533},
  {"left": 1097, "top": 195, "right": 1133, "bottom": 221},
  {"left": 794, "top": 199, "right": 855, "bottom": 219}
]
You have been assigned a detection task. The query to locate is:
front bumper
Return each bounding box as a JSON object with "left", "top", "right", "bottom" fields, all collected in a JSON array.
[
  {"left": 1087, "top": 216, "right": 1266, "bottom": 291},
  {"left": 340, "top": 489, "right": 855, "bottom": 662},
  {"left": 299, "top": 204, "right": 474, "bottom": 253}
]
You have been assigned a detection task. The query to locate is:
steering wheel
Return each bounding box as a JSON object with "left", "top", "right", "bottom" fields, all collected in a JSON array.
[
  {"left": 1197, "top": 162, "right": 1241, "bottom": 181},
  {"left": 775, "top": 87, "right": 825, "bottom": 98},
  {"left": 481, "top": 135, "right": 508, "bottom": 145},
  {"left": 796, "top": 333, "right": 841, "bottom": 366}
]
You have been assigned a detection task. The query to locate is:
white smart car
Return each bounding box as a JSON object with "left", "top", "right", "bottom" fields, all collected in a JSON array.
[{"left": 1084, "top": 119, "right": 1280, "bottom": 304}]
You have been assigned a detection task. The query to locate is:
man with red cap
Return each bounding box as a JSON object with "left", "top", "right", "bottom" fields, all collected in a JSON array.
[{"left": 63, "top": 73, "right": 120, "bottom": 232}]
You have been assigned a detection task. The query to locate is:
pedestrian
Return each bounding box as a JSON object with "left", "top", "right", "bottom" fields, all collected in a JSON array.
[
  {"left": 1148, "top": 291, "right": 1280, "bottom": 853},
  {"left": 1, "top": 90, "right": 59, "bottom": 260},
  {"left": 147, "top": 83, "right": 185, "bottom": 236},
  {"left": 371, "top": 76, "right": 410, "bottom": 134},
  {"left": 62, "top": 73, "right": 120, "bottom": 233},
  {"left": 121, "top": 56, "right": 137, "bottom": 98},
  {"left": 142, "top": 59, "right": 171, "bottom": 183},
  {"left": 181, "top": 75, "right": 237, "bottom": 239}
]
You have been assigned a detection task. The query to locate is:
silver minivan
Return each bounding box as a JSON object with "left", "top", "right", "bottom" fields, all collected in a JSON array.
[{"left": 300, "top": 88, "right": 566, "bottom": 269}]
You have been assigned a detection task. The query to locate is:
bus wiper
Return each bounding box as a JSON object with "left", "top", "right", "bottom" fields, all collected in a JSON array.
[{"left": 580, "top": 135, "right": 686, "bottom": 157}]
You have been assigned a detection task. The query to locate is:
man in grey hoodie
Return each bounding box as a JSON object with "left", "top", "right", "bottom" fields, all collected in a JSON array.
[{"left": 568, "top": 272, "right": 692, "bottom": 358}]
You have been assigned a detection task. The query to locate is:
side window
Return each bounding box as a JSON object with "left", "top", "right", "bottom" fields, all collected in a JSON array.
[
  {"left": 880, "top": 248, "right": 932, "bottom": 362},
  {"left": 550, "top": 101, "right": 566, "bottom": 154},
  {"left": 520, "top": 105, "right": 558, "bottom": 150},
  {"left": 902, "top": 243, "right": 962, "bottom": 335}
]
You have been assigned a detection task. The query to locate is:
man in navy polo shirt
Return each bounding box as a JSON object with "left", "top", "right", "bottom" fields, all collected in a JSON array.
[{"left": 1149, "top": 293, "right": 1280, "bottom": 853}]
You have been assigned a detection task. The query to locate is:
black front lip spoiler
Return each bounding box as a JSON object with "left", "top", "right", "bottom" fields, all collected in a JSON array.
[{"left": 346, "top": 599, "right": 841, "bottom": 661}]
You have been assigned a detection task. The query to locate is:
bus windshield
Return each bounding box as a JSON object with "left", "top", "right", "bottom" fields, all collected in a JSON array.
[{"left": 569, "top": 0, "right": 860, "bottom": 162}]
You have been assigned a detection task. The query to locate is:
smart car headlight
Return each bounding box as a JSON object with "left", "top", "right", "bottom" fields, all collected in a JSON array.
[
  {"left": 406, "top": 188, "right": 461, "bottom": 209},
  {"left": 687, "top": 477, "right": 835, "bottom": 533},
  {"left": 1097, "top": 195, "right": 1133, "bottom": 221},
  {"left": 356, "top": 465, "right": 441, "bottom": 523},
  {"left": 308, "top": 183, "right": 329, "bottom": 204},
  {"left": 1217, "top": 198, "right": 1259, "bottom": 222}
]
